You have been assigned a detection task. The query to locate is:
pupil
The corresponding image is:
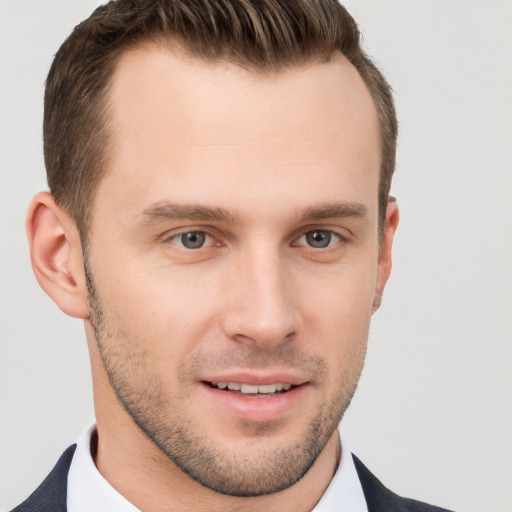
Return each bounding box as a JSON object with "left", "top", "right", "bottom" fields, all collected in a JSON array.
[
  {"left": 307, "top": 230, "right": 330, "bottom": 248},
  {"left": 182, "top": 232, "right": 205, "bottom": 249}
]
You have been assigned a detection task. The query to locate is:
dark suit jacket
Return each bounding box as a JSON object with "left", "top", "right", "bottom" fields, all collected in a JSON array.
[{"left": 11, "top": 446, "right": 453, "bottom": 512}]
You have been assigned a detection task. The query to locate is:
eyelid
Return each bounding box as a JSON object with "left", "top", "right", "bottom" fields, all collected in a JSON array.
[
  {"left": 158, "top": 225, "right": 349, "bottom": 249},
  {"left": 160, "top": 227, "right": 218, "bottom": 248},
  {"left": 291, "top": 226, "right": 350, "bottom": 247},
  {"left": 295, "top": 230, "right": 341, "bottom": 248}
]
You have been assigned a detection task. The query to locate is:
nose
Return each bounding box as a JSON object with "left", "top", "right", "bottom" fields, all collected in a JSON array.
[{"left": 220, "top": 244, "right": 301, "bottom": 349}]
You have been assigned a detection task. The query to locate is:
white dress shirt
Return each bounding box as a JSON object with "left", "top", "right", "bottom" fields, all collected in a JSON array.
[{"left": 67, "top": 426, "right": 368, "bottom": 512}]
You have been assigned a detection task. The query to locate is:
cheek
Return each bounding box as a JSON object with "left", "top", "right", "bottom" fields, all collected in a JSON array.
[
  {"left": 93, "top": 263, "right": 220, "bottom": 366},
  {"left": 297, "top": 261, "right": 377, "bottom": 323},
  {"left": 295, "top": 262, "right": 376, "bottom": 363}
]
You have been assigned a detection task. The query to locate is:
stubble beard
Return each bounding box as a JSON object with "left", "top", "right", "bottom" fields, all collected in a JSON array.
[{"left": 84, "top": 254, "right": 367, "bottom": 497}]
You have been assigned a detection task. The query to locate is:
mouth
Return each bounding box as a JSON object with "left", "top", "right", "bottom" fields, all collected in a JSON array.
[
  {"left": 199, "top": 374, "right": 309, "bottom": 422},
  {"left": 204, "top": 381, "right": 295, "bottom": 397}
]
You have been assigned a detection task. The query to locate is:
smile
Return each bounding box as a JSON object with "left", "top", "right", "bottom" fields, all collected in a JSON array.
[
  {"left": 208, "top": 381, "right": 293, "bottom": 395},
  {"left": 198, "top": 376, "right": 310, "bottom": 422}
]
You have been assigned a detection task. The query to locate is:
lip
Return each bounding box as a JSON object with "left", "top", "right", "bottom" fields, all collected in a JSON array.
[
  {"left": 199, "top": 373, "right": 310, "bottom": 423},
  {"left": 202, "top": 372, "right": 308, "bottom": 387}
]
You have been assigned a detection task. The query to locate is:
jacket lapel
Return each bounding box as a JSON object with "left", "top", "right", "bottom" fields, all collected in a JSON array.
[
  {"left": 352, "top": 454, "right": 453, "bottom": 512},
  {"left": 11, "top": 444, "right": 76, "bottom": 512}
]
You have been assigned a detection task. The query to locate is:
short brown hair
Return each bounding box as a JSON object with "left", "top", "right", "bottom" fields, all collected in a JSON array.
[{"left": 44, "top": 0, "right": 397, "bottom": 237}]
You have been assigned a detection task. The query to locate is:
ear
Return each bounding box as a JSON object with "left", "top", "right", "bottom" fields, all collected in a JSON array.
[
  {"left": 26, "top": 191, "right": 89, "bottom": 319},
  {"left": 372, "top": 199, "right": 399, "bottom": 313}
]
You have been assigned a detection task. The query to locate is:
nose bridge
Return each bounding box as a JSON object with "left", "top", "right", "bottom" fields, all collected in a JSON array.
[{"left": 223, "top": 239, "right": 299, "bottom": 347}]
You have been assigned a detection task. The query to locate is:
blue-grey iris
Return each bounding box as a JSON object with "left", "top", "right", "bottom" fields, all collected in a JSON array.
[
  {"left": 306, "top": 230, "right": 331, "bottom": 248},
  {"left": 181, "top": 232, "right": 206, "bottom": 249}
]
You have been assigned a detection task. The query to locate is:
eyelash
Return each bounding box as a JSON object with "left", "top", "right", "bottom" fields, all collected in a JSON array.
[
  {"left": 163, "top": 228, "right": 346, "bottom": 251},
  {"left": 293, "top": 230, "right": 343, "bottom": 249},
  {"left": 166, "top": 230, "right": 215, "bottom": 249}
]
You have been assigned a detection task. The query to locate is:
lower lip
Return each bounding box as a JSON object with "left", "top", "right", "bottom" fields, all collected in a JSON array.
[{"left": 200, "top": 383, "right": 308, "bottom": 423}]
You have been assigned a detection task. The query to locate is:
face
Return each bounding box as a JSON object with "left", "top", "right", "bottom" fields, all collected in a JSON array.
[{"left": 84, "top": 46, "right": 387, "bottom": 496}]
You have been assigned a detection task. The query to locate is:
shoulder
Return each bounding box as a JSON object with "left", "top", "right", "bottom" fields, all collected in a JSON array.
[
  {"left": 352, "top": 454, "right": 454, "bottom": 512},
  {"left": 10, "top": 445, "right": 76, "bottom": 512}
]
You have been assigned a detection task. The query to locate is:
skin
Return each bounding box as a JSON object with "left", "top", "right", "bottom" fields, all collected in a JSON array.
[{"left": 27, "top": 45, "right": 399, "bottom": 512}]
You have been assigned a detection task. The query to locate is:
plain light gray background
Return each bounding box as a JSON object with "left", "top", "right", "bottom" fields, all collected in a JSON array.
[{"left": 1, "top": 1, "right": 511, "bottom": 511}]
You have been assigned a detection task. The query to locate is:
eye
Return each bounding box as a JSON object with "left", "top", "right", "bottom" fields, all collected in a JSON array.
[
  {"left": 169, "top": 231, "right": 213, "bottom": 249},
  {"left": 298, "top": 230, "right": 341, "bottom": 249}
]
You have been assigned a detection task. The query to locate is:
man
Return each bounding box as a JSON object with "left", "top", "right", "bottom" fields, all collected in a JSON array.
[{"left": 12, "top": 0, "right": 452, "bottom": 511}]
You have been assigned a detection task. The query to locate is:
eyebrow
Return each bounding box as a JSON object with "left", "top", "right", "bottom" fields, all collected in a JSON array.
[
  {"left": 297, "top": 202, "right": 368, "bottom": 223},
  {"left": 140, "top": 203, "right": 240, "bottom": 224},
  {"left": 139, "top": 201, "right": 368, "bottom": 226}
]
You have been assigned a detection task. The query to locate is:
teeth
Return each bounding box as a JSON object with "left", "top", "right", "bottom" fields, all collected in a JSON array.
[
  {"left": 258, "top": 384, "right": 277, "bottom": 393},
  {"left": 214, "top": 382, "right": 293, "bottom": 394},
  {"left": 241, "top": 384, "right": 259, "bottom": 393}
]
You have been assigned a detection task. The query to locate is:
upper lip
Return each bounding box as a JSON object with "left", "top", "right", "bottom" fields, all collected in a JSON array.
[{"left": 200, "top": 372, "right": 309, "bottom": 387}]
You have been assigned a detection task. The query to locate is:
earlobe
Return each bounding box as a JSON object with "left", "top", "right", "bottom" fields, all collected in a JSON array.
[
  {"left": 26, "top": 191, "right": 89, "bottom": 319},
  {"left": 373, "top": 200, "right": 399, "bottom": 313}
]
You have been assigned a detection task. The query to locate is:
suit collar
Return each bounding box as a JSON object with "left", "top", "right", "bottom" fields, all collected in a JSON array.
[
  {"left": 352, "top": 454, "right": 453, "bottom": 512},
  {"left": 10, "top": 444, "right": 76, "bottom": 512}
]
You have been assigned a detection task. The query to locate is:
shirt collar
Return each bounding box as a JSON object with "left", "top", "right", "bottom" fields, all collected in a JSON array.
[
  {"left": 67, "top": 426, "right": 141, "bottom": 512},
  {"left": 311, "top": 437, "right": 368, "bottom": 512}
]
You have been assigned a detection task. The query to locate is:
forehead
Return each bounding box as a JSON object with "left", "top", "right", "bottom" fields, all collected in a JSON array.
[
  {"left": 108, "top": 44, "right": 378, "bottom": 148},
  {"left": 95, "top": 45, "right": 380, "bottom": 225}
]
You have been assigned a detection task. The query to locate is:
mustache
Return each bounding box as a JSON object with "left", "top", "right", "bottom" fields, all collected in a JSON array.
[{"left": 182, "top": 343, "right": 328, "bottom": 378}]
